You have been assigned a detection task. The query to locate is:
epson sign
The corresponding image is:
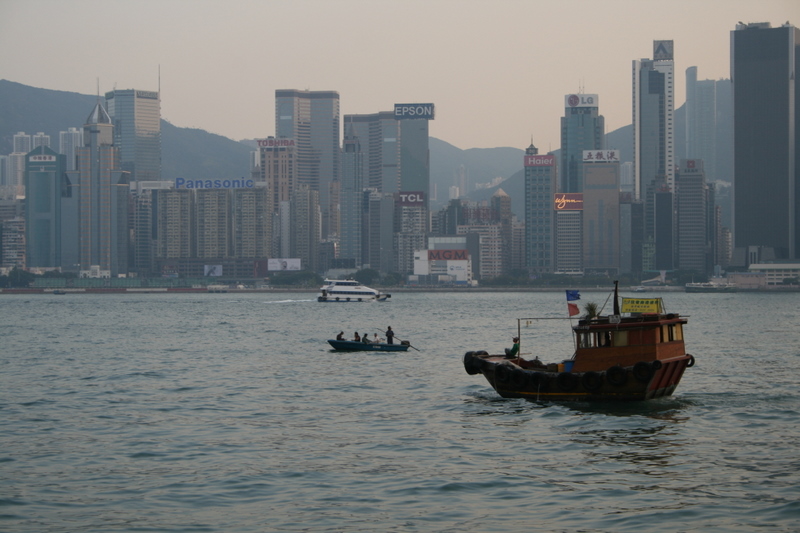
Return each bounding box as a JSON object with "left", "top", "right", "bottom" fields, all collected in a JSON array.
[{"left": 394, "top": 103, "right": 435, "bottom": 120}]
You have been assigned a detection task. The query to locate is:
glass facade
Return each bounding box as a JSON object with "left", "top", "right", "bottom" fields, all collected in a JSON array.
[{"left": 105, "top": 89, "right": 161, "bottom": 183}]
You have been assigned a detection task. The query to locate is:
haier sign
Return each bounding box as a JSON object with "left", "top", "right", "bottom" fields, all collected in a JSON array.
[
  {"left": 524, "top": 154, "right": 555, "bottom": 167},
  {"left": 394, "top": 103, "right": 435, "bottom": 120}
]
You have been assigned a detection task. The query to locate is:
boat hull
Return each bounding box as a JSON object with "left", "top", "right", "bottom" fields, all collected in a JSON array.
[
  {"left": 317, "top": 295, "right": 389, "bottom": 302},
  {"left": 328, "top": 340, "right": 409, "bottom": 352},
  {"left": 463, "top": 352, "right": 693, "bottom": 402}
]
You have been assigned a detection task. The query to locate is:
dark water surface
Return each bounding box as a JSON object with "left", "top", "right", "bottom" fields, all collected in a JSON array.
[{"left": 1, "top": 291, "right": 799, "bottom": 532}]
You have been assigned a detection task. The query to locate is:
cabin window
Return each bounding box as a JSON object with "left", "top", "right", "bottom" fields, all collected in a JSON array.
[
  {"left": 597, "top": 331, "right": 612, "bottom": 347},
  {"left": 674, "top": 324, "right": 683, "bottom": 340},
  {"left": 613, "top": 331, "right": 628, "bottom": 347},
  {"left": 578, "top": 332, "right": 593, "bottom": 348}
]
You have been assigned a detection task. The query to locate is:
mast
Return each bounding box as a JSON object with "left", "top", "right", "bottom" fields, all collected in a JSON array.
[{"left": 613, "top": 280, "right": 620, "bottom": 315}]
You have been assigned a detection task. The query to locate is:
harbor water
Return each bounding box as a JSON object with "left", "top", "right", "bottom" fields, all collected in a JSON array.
[{"left": 1, "top": 290, "right": 799, "bottom": 532}]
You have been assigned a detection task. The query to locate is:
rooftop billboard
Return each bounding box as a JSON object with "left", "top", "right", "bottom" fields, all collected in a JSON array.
[{"left": 394, "top": 104, "right": 435, "bottom": 120}]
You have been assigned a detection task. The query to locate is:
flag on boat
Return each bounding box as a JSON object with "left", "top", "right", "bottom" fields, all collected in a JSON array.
[{"left": 566, "top": 290, "right": 581, "bottom": 316}]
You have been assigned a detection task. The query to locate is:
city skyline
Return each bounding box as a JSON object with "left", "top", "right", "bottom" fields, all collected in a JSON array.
[{"left": 1, "top": 0, "right": 797, "bottom": 151}]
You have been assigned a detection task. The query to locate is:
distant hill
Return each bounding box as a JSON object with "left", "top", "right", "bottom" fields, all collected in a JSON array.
[{"left": 0, "top": 79, "right": 251, "bottom": 180}]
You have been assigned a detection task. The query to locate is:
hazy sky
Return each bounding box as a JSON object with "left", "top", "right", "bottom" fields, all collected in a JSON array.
[{"left": 2, "top": 0, "right": 798, "bottom": 150}]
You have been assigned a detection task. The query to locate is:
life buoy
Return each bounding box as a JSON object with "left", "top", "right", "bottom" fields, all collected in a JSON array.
[
  {"left": 686, "top": 354, "right": 695, "bottom": 367},
  {"left": 557, "top": 372, "right": 578, "bottom": 392},
  {"left": 581, "top": 371, "right": 603, "bottom": 392},
  {"left": 462, "top": 352, "right": 482, "bottom": 375},
  {"left": 475, "top": 350, "right": 489, "bottom": 356},
  {"left": 651, "top": 359, "right": 663, "bottom": 371},
  {"left": 633, "top": 361, "right": 654, "bottom": 383},
  {"left": 606, "top": 365, "right": 628, "bottom": 387},
  {"left": 528, "top": 372, "right": 547, "bottom": 391}
]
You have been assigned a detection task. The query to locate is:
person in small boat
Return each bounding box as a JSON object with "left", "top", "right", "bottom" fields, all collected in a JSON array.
[
  {"left": 385, "top": 326, "right": 395, "bottom": 344},
  {"left": 373, "top": 333, "right": 382, "bottom": 343},
  {"left": 353, "top": 332, "right": 361, "bottom": 342},
  {"left": 336, "top": 331, "right": 344, "bottom": 341},
  {"left": 505, "top": 337, "right": 520, "bottom": 358},
  {"left": 362, "top": 332, "right": 371, "bottom": 344}
]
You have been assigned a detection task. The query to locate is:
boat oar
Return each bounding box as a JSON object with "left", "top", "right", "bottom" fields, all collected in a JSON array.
[{"left": 376, "top": 327, "right": 420, "bottom": 351}]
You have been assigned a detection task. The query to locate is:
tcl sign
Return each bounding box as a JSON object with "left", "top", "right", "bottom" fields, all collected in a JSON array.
[
  {"left": 398, "top": 191, "right": 425, "bottom": 205},
  {"left": 524, "top": 154, "right": 555, "bottom": 167}
]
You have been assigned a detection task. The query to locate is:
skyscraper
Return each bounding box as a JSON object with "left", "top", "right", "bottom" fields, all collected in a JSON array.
[
  {"left": 66, "top": 102, "right": 130, "bottom": 276},
  {"left": 24, "top": 145, "right": 67, "bottom": 268},
  {"left": 731, "top": 22, "right": 800, "bottom": 262},
  {"left": 59, "top": 127, "right": 83, "bottom": 172},
  {"left": 275, "top": 89, "right": 340, "bottom": 240},
  {"left": 104, "top": 89, "right": 162, "bottom": 182},
  {"left": 523, "top": 143, "right": 557, "bottom": 274},
  {"left": 676, "top": 159, "right": 711, "bottom": 274},
  {"left": 633, "top": 41, "right": 675, "bottom": 198},
  {"left": 633, "top": 40, "right": 676, "bottom": 271},
  {"left": 561, "top": 94, "right": 604, "bottom": 193},
  {"left": 339, "top": 129, "right": 363, "bottom": 263}
]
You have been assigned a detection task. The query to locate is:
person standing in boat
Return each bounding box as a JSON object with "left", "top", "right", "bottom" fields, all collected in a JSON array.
[
  {"left": 505, "top": 337, "right": 520, "bottom": 358},
  {"left": 336, "top": 331, "right": 344, "bottom": 341},
  {"left": 385, "top": 326, "right": 395, "bottom": 344}
]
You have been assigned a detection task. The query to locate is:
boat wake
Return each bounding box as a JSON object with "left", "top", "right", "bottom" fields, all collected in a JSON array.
[{"left": 266, "top": 299, "right": 316, "bottom": 304}]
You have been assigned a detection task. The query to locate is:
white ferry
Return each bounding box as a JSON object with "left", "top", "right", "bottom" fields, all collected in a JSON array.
[{"left": 317, "top": 279, "right": 390, "bottom": 302}]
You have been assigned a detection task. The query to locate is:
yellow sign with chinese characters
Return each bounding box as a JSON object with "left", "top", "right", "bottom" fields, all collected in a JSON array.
[{"left": 621, "top": 297, "right": 663, "bottom": 314}]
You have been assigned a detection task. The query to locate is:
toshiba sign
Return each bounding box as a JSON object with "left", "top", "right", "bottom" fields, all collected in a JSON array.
[
  {"left": 524, "top": 154, "right": 555, "bottom": 167},
  {"left": 257, "top": 138, "right": 295, "bottom": 148}
]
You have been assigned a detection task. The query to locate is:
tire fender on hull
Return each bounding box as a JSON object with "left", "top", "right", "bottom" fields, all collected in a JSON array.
[{"left": 606, "top": 365, "right": 628, "bottom": 387}]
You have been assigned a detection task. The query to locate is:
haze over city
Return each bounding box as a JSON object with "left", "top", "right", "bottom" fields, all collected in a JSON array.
[{"left": 2, "top": 0, "right": 797, "bottom": 150}]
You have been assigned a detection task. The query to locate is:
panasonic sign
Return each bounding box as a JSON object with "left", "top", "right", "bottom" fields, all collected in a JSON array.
[
  {"left": 394, "top": 103, "right": 435, "bottom": 120},
  {"left": 175, "top": 178, "right": 255, "bottom": 189}
]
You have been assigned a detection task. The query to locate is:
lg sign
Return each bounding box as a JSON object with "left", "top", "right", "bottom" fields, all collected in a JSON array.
[
  {"left": 398, "top": 191, "right": 425, "bottom": 206},
  {"left": 524, "top": 154, "right": 555, "bottom": 167},
  {"left": 566, "top": 94, "right": 599, "bottom": 108}
]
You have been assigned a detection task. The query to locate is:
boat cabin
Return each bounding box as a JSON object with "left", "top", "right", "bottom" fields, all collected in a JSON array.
[{"left": 570, "top": 313, "right": 688, "bottom": 373}]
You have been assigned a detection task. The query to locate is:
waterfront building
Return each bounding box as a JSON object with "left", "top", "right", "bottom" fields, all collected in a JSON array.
[
  {"left": 290, "top": 185, "right": 320, "bottom": 272},
  {"left": 675, "top": 159, "right": 712, "bottom": 273},
  {"left": 339, "top": 131, "right": 363, "bottom": 264},
  {"left": 343, "top": 112, "right": 398, "bottom": 193},
  {"left": 66, "top": 102, "right": 130, "bottom": 277},
  {"left": 0, "top": 217, "right": 25, "bottom": 268},
  {"left": 523, "top": 143, "right": 557, "bottom": 274},
  {"left": 731, "top": 22, "right": 800, "bottom": 263},
  {"left": 24, "top": 146, "right": 67, "bottom": 268},
  {"left": 104, "top": 89, "right": 162, "bottom": 182},
  {"left": 582, "top": 150, "right": 621, "bottom": 274},
  {"left": 275, "top": 89, "right": 339, "bottom": 240},
  {"left": 561, "top": 94, "right": 604, "bottom": 193}
]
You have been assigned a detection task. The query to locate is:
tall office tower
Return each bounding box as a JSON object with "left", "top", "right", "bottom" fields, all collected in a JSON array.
[
  {"left": 634, "top": 40, "right": 675, "bottom": 271},
  {"left": 633, "top": 41, "right": 675, "bottom": 198},
  {"left": 66, "top": 102, "right": 129, "bottom": 276},
  {"left": 257, "top": 139, "right": 297, "bottom": 204},
  {"left": 394, "top": 191, "right": 427, "bottom": 274},
  {"left": 561, "top": 94, "right": 605, "bottom": 193},
  {"left": 24, "top": 146, "right": 67, "bottom": 268},
  {"left": 491, "top": 188, "right": 513, "bottom": 275},
  {"left": 275, "top": 89, "right": 339, "bottom": 240},
  {"left": 290, "top": 185, "right": 320, "bottom": 272},
  {"left": 675, "top": 159, "right": 711, "bottom": 273},
  {"left": 59, "top": 127, "right": 83, "bottom": 171},
  {"left": 104, "top": 89, "right": 162, "bottom": 182},
  {"left": 394, "top": 103, "right": 434, "bottom": 218},
  {"left": 456, "top": 224, "right": 503, "bottom": 279},
  {"left": 523, "top": 143, "right": 557, "bottom": 274},
  {"left": 340, "top": 131, "right": 364, "bottom": 263},
  {"left": 732, "top": 22, "right": 800, "bottom": 263},
  {"left": 343, "top": 112, "right": 398, "bottom": 192},
  {"left": 582, "top": 150, "right": 621, "bottom": 274}
]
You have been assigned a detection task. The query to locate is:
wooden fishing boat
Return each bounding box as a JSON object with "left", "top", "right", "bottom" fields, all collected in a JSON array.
[
  {"left": 462, "top": 282, "right": 695, "bottom": 402},
  {"left": 328, "top": 339, "right": 410, "bottom": 352}
]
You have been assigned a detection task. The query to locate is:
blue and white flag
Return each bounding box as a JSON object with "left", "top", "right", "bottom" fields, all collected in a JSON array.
[{"left": 565, "top": 290, "right": 580, "bottom": 302}]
